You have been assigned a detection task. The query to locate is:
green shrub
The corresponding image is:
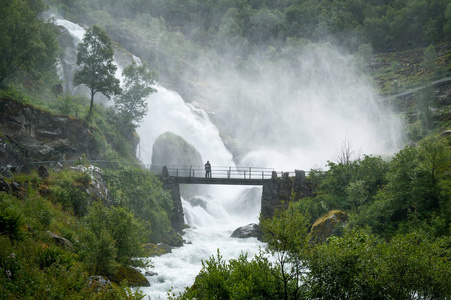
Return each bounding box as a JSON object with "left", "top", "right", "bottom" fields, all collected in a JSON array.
[
  {"left": 172, "top": 251, "right": 282, "bottom": 300},
  {"left": 35, "top": 245, "right": 74, "bottom": 269},
  {"left": 0, "top": 195, "right": 24, "bottom": 240}
]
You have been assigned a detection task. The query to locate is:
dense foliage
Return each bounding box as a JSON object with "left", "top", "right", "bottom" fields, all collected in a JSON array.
[
  {"left": 173, "top": 197, "right": 451, "bottom": 299},
  {"left": 104, "top": 165, "right": 182, "bottom": 246},
  {"left": 170, "top": 134, "right": 450, "bottom": 299},
  {"left": 0, "top": 169, "right": 150, "bottom": 298},
  {"left": 48, "top": 0, "right": 451, "bottom": 54},
  {"left": 0, "top": 0, "right": 58, "bottom": 85}
]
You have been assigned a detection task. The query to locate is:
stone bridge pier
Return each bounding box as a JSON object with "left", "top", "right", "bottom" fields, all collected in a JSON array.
[
  {"left": 261, "top": 170, "right": 313, "bottom": 219},
  {"left": 158, "top": 166, "right": 313, "bottom": 232}
]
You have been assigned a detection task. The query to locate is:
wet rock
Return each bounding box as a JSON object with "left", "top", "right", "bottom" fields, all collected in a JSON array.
[
  {"left": 0, "top": 97, "right": 110, "bottom": 162},
  {"left": 145, "top": 271, "right": 158, "bottom": 276},
  {"left": 189, "top": 197, "right": 208, "bottom": 210},
  {"left": 46, "top": 231, "right": 73, "bottom": 248},
  {"left": 110, "top": 266, "right": 150, "bottom": 287},
  {"left": 231, "top": 223, "right": 263, "bottom": 240},
  {"left": 38, "top": 165, "right": 49, "bottom": 179},
  {"left": 0, "top": 177, "right": 12, "bottom": 193},
  {"left": 157, "top": 243, "right": 173, "bottom": 254}
]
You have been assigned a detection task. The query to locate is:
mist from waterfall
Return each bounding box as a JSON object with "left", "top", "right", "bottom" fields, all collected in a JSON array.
[
  {"left": 53, "top": 16, "right": 404, "bottom": 300},
  {"left": 195, "top": 43, "right": 404, "bottom": 171}
]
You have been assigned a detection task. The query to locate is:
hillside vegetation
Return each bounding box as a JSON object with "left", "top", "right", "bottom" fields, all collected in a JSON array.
[{"left": 0, "top": 0, "right": 451, "bottom": 298}]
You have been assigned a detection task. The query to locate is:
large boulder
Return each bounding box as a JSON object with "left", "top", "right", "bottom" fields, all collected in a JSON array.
[
  {"left": 151, "top": 132, "right": 203, "bottom": 171},
  {"left": 109, "top": 266, "right": 150, "bottom": 287},
  {"left": 231, "top": 223, "right": 263, "bottom": 240},
  {"left": 152, "top": 131, "right": 206, "bottom": 199},
  {"left": 310, "top": 210, "right": 348, "bottom": 243}
]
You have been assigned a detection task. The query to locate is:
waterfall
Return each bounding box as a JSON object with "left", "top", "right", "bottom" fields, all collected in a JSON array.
[
  {"left": 54, "top": 18, "right": 264, "bottom": 300},
  {"left": 136, "top": 85, "right": 234, "bottom": 167},
  {"left": 136, "top": 85, "right": 264, "bottom": 300}
]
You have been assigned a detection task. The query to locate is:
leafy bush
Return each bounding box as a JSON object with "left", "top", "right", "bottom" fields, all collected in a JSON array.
[
  {"left": 171, "top": 251, "right": 282, "bottom": 300},
  {"left": 0, "top": 194, "right": 24, "bottom": 240},
  {"left": 47, "top": 174, "right": 89, "bottom": 216},
  {"left": 104, "top": 166, "right": 175, "bottom": 244},
  {"left": 79, "top": 201, "right": 148, "bottom": 276}
]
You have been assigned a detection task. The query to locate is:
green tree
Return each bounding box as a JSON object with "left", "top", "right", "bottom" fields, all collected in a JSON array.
[
  {"left": 74, "top": 25, "right": 121, "bottom": 120},
  {"left": 79, "top": 201, "right": 148, "bottom": 276},
  {"left": 260, "top": 199, "right": 311, "bottom": 300},
  {"left": 115, "top": 61, "right": 157, "bottom": 129},
  {"left": 103, "top": 166, "right": 176, "bottom": 244},
  {"left": 0, "top": 0, "right": 58, "bottom": 85}
]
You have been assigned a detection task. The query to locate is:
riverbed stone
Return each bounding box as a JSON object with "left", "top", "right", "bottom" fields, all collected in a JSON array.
[{"left": 231, "top": 223, "right": 263, "bottom": 240}]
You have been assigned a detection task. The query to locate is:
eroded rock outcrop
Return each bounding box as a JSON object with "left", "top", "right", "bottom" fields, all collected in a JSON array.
[{"left": 0, "top": 97, "right": 105, "bottom": 163}]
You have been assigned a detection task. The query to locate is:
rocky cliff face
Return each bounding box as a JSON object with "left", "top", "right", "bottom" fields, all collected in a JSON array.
[{"left": 0, "top": 97, "right": 107, "bottom": 167}]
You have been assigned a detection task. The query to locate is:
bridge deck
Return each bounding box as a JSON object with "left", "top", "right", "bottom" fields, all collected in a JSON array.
[{"left": 175, "top": 177, "right": 270, "bottom": 185}]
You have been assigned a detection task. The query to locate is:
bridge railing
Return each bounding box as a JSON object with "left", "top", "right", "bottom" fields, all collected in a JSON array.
[
  {"left": 22, "top": 161, "right": 304, "bottom": 180},
  {"left": 147, "top": 164, "right": 276, "bottom": 180}
]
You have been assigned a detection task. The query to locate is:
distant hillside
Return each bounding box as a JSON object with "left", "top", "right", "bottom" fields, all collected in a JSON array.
[{"left": 370, "top": 41, "right": 451, "bottom": 95}]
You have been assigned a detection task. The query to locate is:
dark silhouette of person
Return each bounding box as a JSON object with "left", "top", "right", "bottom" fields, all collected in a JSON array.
[{"left": 205, "top": 161, "right": 211, "bottom": 178}]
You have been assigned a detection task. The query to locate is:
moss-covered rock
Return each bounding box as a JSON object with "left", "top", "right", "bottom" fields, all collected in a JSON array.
[
  {"left": 109, "top": 266, "right": 150, "bottom": 287},
  {"left": 142, "top": 243, "right": 172, "bottom": 256},
  {"left": 310, "top": 210, "right": 348, "bottom": 243}
]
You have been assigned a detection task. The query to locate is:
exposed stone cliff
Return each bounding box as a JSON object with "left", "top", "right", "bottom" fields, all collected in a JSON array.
[
  {"left": 0, "top": 97, "right": 103, "bottom": 165},
  {"left": 0, "top": 97, "right": 139, "bottom": 168}
]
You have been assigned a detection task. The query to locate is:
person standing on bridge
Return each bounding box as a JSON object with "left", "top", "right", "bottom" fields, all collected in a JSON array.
[{"left": 205, "top": 161, "right": 211, "bottom": 178}]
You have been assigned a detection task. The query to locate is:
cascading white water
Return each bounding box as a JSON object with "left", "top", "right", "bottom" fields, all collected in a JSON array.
[
  {"left": 54, "top": 18, "right": 265, "bottom": 299},
  {"left": 136, "top": 86, "right": 265, "bottom": 299},
  {"left": 136, "top": 85, "right": 234, "bottom": 167}
]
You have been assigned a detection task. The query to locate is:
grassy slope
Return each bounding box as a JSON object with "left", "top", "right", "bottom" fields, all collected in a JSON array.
[{"left": 370, "top": 41, "right": 451, "bottom": 95}]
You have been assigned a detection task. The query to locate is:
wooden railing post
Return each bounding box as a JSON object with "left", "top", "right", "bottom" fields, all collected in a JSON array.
[
  {"left": 249, "top": 167, "right": 251, "bottom": 179},
  {"left": 228, "top": 167, "right": 231, "bottom": 179}
]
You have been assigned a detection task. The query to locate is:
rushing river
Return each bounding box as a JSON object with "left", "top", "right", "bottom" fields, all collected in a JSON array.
[{"left": 136, "top": 86, "right": 266, "bottom": 299}]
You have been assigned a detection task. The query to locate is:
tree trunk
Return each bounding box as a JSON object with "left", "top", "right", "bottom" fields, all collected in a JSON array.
[{"left": 88, "top": 91, "right": 95, "bottom": 120}]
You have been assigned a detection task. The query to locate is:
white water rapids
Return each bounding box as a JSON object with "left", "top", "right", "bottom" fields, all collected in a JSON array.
[{"left": 135, "top": 86, "right": 265, "bottom": 299}]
